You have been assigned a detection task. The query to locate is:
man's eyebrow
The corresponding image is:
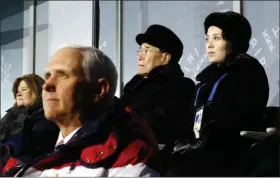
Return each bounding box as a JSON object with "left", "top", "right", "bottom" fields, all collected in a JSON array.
[
  {"left": 141, "top": 46, "right": 151, "bottom": 49},
  {"left": 44, "top": 69, "right": 70, "bottom": 76}
]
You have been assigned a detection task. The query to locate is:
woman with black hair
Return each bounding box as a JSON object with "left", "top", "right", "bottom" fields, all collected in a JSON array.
[{"left": 169, "top": 11, "right": 269, "bottom": 176}]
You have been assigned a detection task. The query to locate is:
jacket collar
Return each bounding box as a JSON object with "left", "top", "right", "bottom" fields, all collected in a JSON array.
[
  {"left": 146, "top": 63, "right": 184, "bottom": 80},
  {"left": 30, "top": 102, "right": 129, "bottom": 170},
  {"left": 6, "top": 103, "right": 43, "bottom": 115},
  {"left": 124, "top": 63, "right": 184, "bottom": 93},
  {"left": 54, "top": 98, "right": 128, "bottom": 150},
  {"left": 196, "top": 53, "right": 250, "bottom": 82}
]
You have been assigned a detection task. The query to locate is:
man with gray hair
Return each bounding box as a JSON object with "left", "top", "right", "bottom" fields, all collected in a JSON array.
[{"left": 1, "top": 46, "right": 160, "bottom": 177}]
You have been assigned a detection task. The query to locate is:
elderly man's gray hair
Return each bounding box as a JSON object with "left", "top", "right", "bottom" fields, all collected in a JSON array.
[{"left": 59, "top": 44, "right": 118, "bottom": 100}]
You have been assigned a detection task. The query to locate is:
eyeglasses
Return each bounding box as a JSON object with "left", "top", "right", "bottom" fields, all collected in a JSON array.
[{"left": 136, "top": 48, "right": 160, "bottom": 56}]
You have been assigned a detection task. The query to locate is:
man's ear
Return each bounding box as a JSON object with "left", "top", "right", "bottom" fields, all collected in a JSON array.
[
  {"left": 162, "top": 53, "right": 171, "bottom": 65},
  {"left": 94, "top": 78, "right": 110, "bottom": 102}
]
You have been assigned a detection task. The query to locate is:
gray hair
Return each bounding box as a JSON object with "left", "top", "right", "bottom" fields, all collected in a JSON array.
[{"left": 58, "top": 44, "right": 118, "bottom": 103}]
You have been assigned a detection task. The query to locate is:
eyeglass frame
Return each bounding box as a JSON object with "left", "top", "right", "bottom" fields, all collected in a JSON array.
[{"left": 136, "top": 48, "right": 163, "bottom": 56}]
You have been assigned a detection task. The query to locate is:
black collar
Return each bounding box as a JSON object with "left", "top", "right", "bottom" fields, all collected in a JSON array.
[
  {"left": 6, "top": 103, "right": 43, "bottom": 115},
  {"left": 196, "top": 53, "right": 250, "bottom": 82}
]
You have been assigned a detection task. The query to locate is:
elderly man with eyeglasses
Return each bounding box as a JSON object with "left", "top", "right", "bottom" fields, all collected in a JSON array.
[{"left": 120, "top": 24, "right": 195, "bottom": 175}]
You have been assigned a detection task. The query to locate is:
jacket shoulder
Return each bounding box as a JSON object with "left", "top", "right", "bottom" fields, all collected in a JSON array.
[
  {"left": 111, "top": 139, "right": 161, "bottom": 176},
  {"left": 166, "top": 76, "right": 195, "bottom": 95},
  {"left": 113, "top": 140, "right": 154, "bottom": 167},
  {"left": 234, "top": 54, "right": 269, "bottom": 84},
  {"left": 181, "top": 77, "right": 195, "bottom": 88},
  {"left": 1, "top": 156, "right": 19, "bottom": 175},
  {"left": 236, "top": 54, "right": 265, "bottom": 70}
]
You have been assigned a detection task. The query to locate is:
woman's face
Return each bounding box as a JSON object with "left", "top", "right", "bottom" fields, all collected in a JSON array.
[
  {"left": 16, "top": 80, "right": 35, "bottom": 106},
  {"left": 206, "top": 26, "right": 232, "bottom": 64}
]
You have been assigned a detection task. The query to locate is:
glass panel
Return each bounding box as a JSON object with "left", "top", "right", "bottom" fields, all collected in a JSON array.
[
  {"left": 244, "top": 1, "right": 279, "bottom": 106},
  {"left": 35, "top": 1, "right": 93, "bottom": 78},
  {"left": 0, "top": 0, "right": 31, "bottom": 117},
  {"left": 99, "top": 1, "right": 117, "bottom": 65},
  {"left": 123, "top": 1, "right": 233, "bottom": 85},
  {"left": 99, "top": 1, "right": 120, "bottom": 96}
]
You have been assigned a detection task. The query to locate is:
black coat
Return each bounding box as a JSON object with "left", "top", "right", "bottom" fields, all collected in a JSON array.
[
  {"left": 0, "top": 103, "right": 46, "bottom": 142},
  {"left": 0, "top": 103, "right": 59, "bottom": 167},
  {"left": 167, "top": 54, "right": 269, "bottom": 176},
  {"left": 195, "top": 53, "right": 269, "bottom": 146},
  {"left": 177, "top": 54, "right": 269, "bottom": 176},
  {"left": 121, "top": 63, "right": 195, "bottom": 153}
]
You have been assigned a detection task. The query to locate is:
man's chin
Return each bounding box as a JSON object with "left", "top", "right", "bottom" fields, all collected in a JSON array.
[
  {"left": 44, "top": 115, "right": 56, "bottom": 121},
  {"left": 138, "top": 70, "right": 148, "bottom": 76},
  {"left": 16, "top": 102, "right": 24, "bottom": 107},
  {"left": 44, "top": 111, "right": 58, "bottom": 121}
]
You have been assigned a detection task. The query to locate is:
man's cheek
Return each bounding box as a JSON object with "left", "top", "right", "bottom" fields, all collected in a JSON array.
[{"left": 146, "top": 62, "right": 152, "bottom": 71}]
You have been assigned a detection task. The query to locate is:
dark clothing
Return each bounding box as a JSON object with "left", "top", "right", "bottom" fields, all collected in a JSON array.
[
  {"left": 0, "top": 103, "right": 45, "bottom": 142},
  {"left": 0, "top": 103, "right": 59, "bottom": 171},
  {"left": 195, "top": 53, "right": 269, "bottom": 140},
  {"left": 168, "top": 54, "right": 269, "bottom": 176},
  {"left": 121, "top": 63, "right": 195, "bottom": 170}
]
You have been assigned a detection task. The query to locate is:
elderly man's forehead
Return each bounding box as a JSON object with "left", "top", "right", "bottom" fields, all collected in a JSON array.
[
  {"left": 53, "top": 48, "right": 83, "bottom": 60},
  {"left": 46, "top": 48, "right": 84, "bottom": 72}
]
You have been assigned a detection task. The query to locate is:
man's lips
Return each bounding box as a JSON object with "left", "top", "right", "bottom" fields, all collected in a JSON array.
[{"left": 46, "top": 98, "right": 59, "bottom": 102}]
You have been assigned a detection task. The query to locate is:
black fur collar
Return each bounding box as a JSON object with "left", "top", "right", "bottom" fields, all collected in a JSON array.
[
  {"left": 196, "top": 53, "right": 255, "bottom": 82},
  {"left": 146, "top": 63, "right": 184, "bottom": 80},
  {"left": 123, "top": 63, "right": 184, "bottom": 94},
  {"left": 6, "top": 103, "right": 43, "bottom": 115}
]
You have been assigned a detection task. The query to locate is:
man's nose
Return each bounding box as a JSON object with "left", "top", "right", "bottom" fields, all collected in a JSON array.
[
  {"left": 138, "top": 54, "right": 145, "bottom": 61},
  {"left": 43, "top": 77, "right": 56, "bottom": 92}
]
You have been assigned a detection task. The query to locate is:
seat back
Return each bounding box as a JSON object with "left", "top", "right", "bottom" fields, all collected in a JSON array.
[
  {"left": 237, "top": 106, "right": 279, "bottom": 176},
  {"left": 264, "top": 106, "right": 279, "bottom": 129}
]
